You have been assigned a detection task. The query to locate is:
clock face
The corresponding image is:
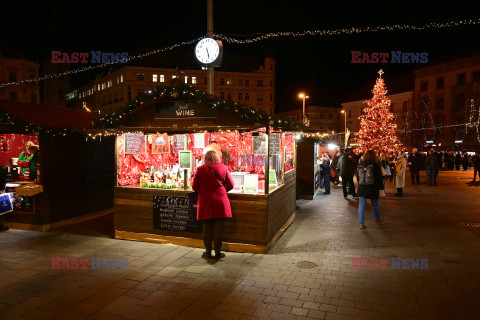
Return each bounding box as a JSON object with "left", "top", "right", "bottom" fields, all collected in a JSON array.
[{"left": 195, "top": 38, "right": 220, "bottom": 64}]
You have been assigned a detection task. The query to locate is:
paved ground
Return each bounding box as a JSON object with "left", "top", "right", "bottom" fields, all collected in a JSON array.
[{"left": 1, "top": 169, "right": 480, "bottom": 320}]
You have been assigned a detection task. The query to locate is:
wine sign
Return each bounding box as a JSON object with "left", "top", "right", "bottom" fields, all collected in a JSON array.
[
  {"left": 155, "top": 101, "right": 217, "bottom": 119},
  {"left": 124, "top": 133, "right": 146, "bottom": 154},
  {"left": 153, "top": 195, "right": 201, "bottom": 233}
]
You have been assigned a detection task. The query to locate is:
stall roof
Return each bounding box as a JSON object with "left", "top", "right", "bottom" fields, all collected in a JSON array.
[{"left": 0, "top": 101, "right": 98, "bottom": 129}]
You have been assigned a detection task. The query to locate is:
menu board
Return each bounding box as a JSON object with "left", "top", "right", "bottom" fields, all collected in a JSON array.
[
  {"left": 173, "top": 134, "right": 186, "bottom": 152},
  {"left": 150, "top": 134, "right": 170, "bottom": 154},
  {"left": 253, "top": 135, "right": 267, "bottom": 154},
  {"left": 153, "top": 195, "right": 201, "bottom": 233},
  {"left": 244, "top": 174, "right": 258, "bottom": 194},
  {"left": 179, "top": 150, "right": 192, "bottom": 170},
  {"left": 125, "top": 133, "right": 146, "bottom": 154},
  {"left": 269, "top": 134, "right": 281, "bottom": 155}
]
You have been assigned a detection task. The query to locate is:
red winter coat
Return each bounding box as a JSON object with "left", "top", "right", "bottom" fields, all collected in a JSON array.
[{"left": 192, "top": 162, "right": 235, "bottom": 220}]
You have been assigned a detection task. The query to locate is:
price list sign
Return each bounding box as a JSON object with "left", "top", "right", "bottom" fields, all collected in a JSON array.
[
  {"left": 153, "top": 195, "right": 201, "bottom": 233},
  {"left": 124, "top": 133, "right": 146, "bottom": 154}
]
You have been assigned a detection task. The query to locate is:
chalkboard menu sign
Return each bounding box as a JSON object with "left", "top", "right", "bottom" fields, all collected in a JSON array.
[
  {"left": 125, "top": 133, "right": 146, "bottom": 154},
  {"left": 269, "top": 134, "right": 281, "bottom": 155},
  {"left": 153, "top": 194, "right": 201, "bottom": 233}
]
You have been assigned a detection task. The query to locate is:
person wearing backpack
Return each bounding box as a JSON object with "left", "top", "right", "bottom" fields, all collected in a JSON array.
[
  {"left": 357, "top": 150, "right": 383, "bottom": 229},
  {"left": 393, "top": 151, "right": 406, "bottom": 196}
]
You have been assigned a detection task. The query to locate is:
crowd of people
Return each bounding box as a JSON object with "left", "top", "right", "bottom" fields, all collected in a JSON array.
[{"left": 318, "top": 147, "right": 480, "bottom": 229}]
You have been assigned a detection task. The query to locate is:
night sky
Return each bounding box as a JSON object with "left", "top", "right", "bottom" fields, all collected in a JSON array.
[{"left": 2, "top": 0, "right": 480, "bottom": 112}]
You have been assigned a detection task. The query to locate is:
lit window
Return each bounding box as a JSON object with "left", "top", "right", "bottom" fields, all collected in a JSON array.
[
  {"left": 153, "top": 74, "right": 158, "bottom": 82},
  {"left": 102, "top": 83, "right": 106, "bottom": 90},
  {"left": 120, "top": 75, "right": 124, "bottom": 82},
  {"left": 160, "top": 75, "right": 165, "bottom": 82},
  {"left": 172, "top": 75, "right": 177, "bottom": 79},
  {"left": 185, "top": 76, "right": 188, "bottom": 84},
  {"left": 97, "top": 84, "right": 101, "bottom": 91},
  {"left": 108, "top": 80, "right": 112, "bottom": 88},
  {"left": 192, "top": 76, "right": 197, "bottom": 84},
  {"left": 226, "top": 79, "right": 231, "bottom": 85}
]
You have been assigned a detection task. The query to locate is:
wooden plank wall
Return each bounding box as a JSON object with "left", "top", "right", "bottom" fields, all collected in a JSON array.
[
  {"left": 267, "top": 169, "right": 296, "bottom": 242},
  {"left": 296, "top": 140, "right": 315, "bottom": 199},
  {"left": 115, "top": 188, "right": 269, "bottom": 245}
]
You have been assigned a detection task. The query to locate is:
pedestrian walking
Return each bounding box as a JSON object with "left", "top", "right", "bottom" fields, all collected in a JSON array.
[
  {"left": 455, "top": 152, "right": 462, "bottom": 170},
  {"left": 408, "top": 148, "right": 421, "bottom": 184},
  {"left": 192, "top": 150, "right": 235, "bottom": 260},
  {"left": 380, "top": 153, "right": 391, "bottom": 196},
  {"left": 425, "top": 149, "right": 439, "bottom": 186},
  {"left": 320, "top": 153, "right": 331, "bottom": 194},
  {"left": 337, "top": 151, "right": 357, "bottom": 199},
  {"left": 333, "top": 150, "right": 341, "bottom": 186},
  {"left": 472, "top": 151, "right": 480, "bottom": 182},
  {"left": 393, "top": 151, "right": 406, "bottom": 196},
  {"left": 463, "top": 152, "right": 469, "bottom": 171},
  {"left": 356, "top": 150, "right": 383, "bottom": 229}
]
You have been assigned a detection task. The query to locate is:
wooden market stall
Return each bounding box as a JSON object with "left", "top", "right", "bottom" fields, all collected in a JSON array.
[
  {"left": 0, "top": 101, "right": 115, "bottom": 230},
  {"left": 111, "top": 87, "right": 299, "bottom": 253}
]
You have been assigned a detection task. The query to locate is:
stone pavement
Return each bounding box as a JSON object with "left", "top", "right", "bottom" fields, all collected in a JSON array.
[{"left": 1, "top": 169, "right": 480, "bottom": 320}]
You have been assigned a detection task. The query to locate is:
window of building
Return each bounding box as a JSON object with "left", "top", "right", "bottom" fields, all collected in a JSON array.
[
  {"left": 220, "top": 78, "right": 225, "bottom": 85},
  {"left": 238, "top": 93, "right": 243, "bottom": 100},
  {"left": 9, "top": 72, "right": 17, "bottom": 82},
  {"left": 456, "top": 93, "right": 466, "bottom": 109},
  {"left": 108, "top": 80, "right": 112, "bottom": 88},
  {"left": 348, "top": 109, "right": 352, "bottom": 118},
  {"left": 402, "top": 100, "right": 408, "bottom": 111},
  {"left": 220, "top": 92, "right": 225, "bottom": 99},
  {"left": 152, "top": 74, "right": 158, "bottom": 82},
  {"left": 270, "top": 93, "right": 273, "bottom": 101},
  {"left": 9, "top": 92, "right": 17, "bottom": 101},
  {"left": 320, "top": 113, "right": 324, "bottom": 119},
  {"left": 160, "top": 75, "right": 165, "bottom": 82},
  {"left": 328, "top": 113, "right": 332, "bottom": 120},
  {"left": 245, "top": 80, "right": 250, "bottom": 86},
  {"left": 226, "top": 79, "right": 231, "bottom": 85},
  {"left": 457, "top": 73, "right": 466, "bottom": 85},
  {"left": 270, "top": 80, "right": 273, "bottom": 87},
  {"left": 172, "top": 75, "right": 177, "bottom": 79},
  {"left": 420, "top": 81, "right": 428, "bottom": 92},
  {"left": 97, "top": 84, "right": 101, "bottom": 91},
  {"left": 137, "top": 73, "right": 145, "bottom": 81},
  {"left": 204, "top": 77, "right": 207, "bottom": 85},
  {"left": 256, "top": 80, "right": 263, "bottom": 87},
  {"left": 390, "top": 102, "right": 395, "bottom": 113},
  {"left": 245, "top": 93, "right": 249, "bottom": 101},
  {"left": 192, "top": 76, "right": 197, "bottom": 84},
  {"left": 436, "top": 77, "right": 444, "bottom": 89},
  {"left": 435, "top": 97, "right": 444, "bottom": 110},
  {"left": 101, "top": 83, "right": 106, "bottom": 90},
  {"left": 120, "top": 75, "right": 124, "bottom": 82},
  {"left": 227, "top": 93, "right": 232, "bottom": 100},
  {"left": 257, "top": 94, "right": 263, "bottom": 101},
  {"left": 185, "top": 76, "right": 188, "bottom": 84},
  {"left": 238, "top": 79, "right": 243, "bottom": 86}
]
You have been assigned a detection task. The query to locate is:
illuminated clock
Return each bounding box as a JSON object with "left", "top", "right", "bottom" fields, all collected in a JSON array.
[{"left": 194, "top": 38, "right": 222, "bottom": 66}]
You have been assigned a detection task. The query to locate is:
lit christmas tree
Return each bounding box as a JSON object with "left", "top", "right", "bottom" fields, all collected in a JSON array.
[{"left": 356, "top": 70, "right": 402, "bottom": 153}]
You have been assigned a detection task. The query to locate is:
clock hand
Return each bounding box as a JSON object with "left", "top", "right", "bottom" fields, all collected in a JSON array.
[{"left": 206, "top": 48, "right": 210, "bottom": 59}]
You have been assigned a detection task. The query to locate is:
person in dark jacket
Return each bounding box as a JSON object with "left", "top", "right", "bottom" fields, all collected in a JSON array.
[
  {"left": 357, "top": 150, "right": 383, "bottom": 229},
  {"left": 425, "top": 149, "right": 439, "bottom": 186},
  {"left": 462, "top": 152, "right": 469, "bottom": 171},
  {"left": 320, "top": 153, "right": 331, "bottom": 194},
  {"left": 455, "top": 152, "right": 462, "bottom": 170},
  {"left": 337, "top": 152, "right": 357, "bottom": 199},
  {"left": 407, "top": 148, "right": 421, "bottom": 184},
  {"left": 472, "top": 151, "right": 480, "bottom": 182},
  {"left": 332, "top": 150, "right": 341, "bottom": 186}
]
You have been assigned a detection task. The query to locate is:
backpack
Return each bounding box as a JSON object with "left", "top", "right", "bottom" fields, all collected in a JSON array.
[{"left": 357, "top": 163, "right": 375, "bottom": 185}]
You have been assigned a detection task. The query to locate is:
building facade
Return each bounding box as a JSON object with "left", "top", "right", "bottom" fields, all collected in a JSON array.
[
  {"left": 68, "top": 58, "right": 276, "bottom": 114},
  {"left": 277, "top": 105, "right": 342, "bottom": 132},
  {"left": 412, "top": 55, "right": 480, "bottom": 147},
  {"left": 0, "top": 56, "right": 40, "bottom": 104}
]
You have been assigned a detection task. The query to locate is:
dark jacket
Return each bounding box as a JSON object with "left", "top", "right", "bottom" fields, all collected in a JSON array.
[
  {"left": 337, "top": 154, "right": 354, "bottom": 176},
  {"left": 408, "top": 153, "right": 421, "bottom": 171},
  {"left": 320, "top": 159, "right": 331, "bottom": 175},
  {"left": 425, "top": 154, "right": 439, "bottom": 170},
  {"left": 473, "top": 155, "right": 480, "bottom": 168},
  {"left": 333, "top": 153, "right": 341, "bottom": 168},
  {"left": 357, "top": 160, "right": 383, "bottom": 199}
]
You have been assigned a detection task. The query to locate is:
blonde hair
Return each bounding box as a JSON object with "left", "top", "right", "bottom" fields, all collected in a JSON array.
[
  {"left": 25, "top": 141, "right": 34, "bottom": 149},
  {"left": 205, "top": 150, "right": 219, "bottom": 164}
]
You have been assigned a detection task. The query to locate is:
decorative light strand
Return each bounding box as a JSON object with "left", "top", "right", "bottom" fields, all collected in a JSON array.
[{"left": 1, "top": 18, "right": 480, "bottom": 88}]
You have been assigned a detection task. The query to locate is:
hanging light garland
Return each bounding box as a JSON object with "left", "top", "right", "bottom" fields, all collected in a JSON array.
[{"left": 1, "top": 18, "right": 480, "bottom": 88}]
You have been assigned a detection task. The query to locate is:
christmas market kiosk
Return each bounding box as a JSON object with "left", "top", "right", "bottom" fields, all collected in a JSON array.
[
  {"left": 108, "top": 86, "right": 300, "bottom": 253},
  {"left": 0, "top": 101, "right": 115, "bottom": 230}
]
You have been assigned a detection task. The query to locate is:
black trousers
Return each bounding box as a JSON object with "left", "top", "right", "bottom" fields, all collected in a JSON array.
[
  {"left": 410, "top": 170, "right": 420, "bottom": 184},
  {"left": 397, "top": 188, "right": 403, "bottom": 194},
  {"left": 203, "top": 218, "right": 224, "bottom": 254},
  {"left": 474, "top": 167, "right": 480, "bottom": 181},
  {"left": 341, "top": 175, "right": 356, "bottom": 197}
]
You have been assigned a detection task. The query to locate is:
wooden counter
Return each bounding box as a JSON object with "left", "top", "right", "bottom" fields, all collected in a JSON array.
[{"left": 114, "top": 169, "right": 296, "bottom": 253}]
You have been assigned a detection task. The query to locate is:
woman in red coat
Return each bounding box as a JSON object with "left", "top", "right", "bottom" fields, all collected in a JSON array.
[{"left": 192, "top": 150, "right": 234, "bottom": 260}]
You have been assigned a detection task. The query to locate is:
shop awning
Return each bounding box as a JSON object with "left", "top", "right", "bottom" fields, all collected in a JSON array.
[{"left": 0, "top": 101, "right": 98, "bottom": 129}]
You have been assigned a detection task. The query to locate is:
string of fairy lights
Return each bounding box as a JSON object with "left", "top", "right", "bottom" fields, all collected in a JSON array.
[{"left": 1, "top": 18, "right": 480, "bottom": 88}]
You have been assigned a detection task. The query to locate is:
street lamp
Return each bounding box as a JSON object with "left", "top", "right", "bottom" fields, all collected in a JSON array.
[
  {"left": 341, "top": 110, "right": 347, "bottom": 147},
  {"left": 298, "top": 93, "right": 309, "bottom": 125}
]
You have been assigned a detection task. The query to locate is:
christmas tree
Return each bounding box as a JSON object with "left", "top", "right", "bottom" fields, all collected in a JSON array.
[{"left": 356, "top": 70, "right": 402, "bottom": 153}]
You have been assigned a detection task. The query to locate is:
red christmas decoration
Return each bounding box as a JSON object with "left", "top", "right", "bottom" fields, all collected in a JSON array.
[{"left": 356, "top": 70, "right": 402, "bottom": 153}]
